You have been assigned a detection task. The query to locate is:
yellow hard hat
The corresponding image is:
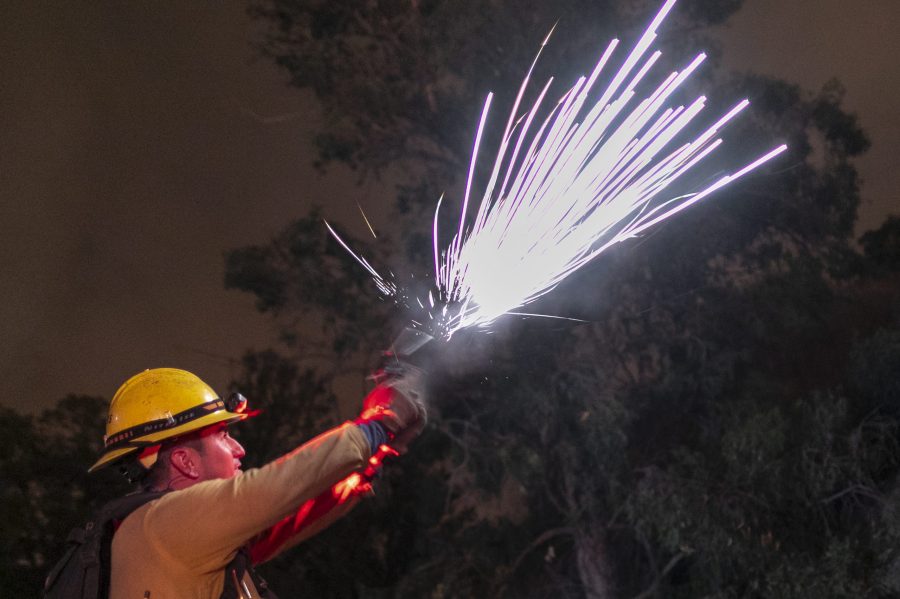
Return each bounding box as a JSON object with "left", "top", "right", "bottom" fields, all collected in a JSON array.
[{"left": 89, "top": 368, "right": 253, "bottom": 472}]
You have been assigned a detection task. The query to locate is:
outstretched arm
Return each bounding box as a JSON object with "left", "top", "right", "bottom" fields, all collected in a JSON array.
[
  {"left": 141, "top": 423, "right": 371, "bottom": 572},
  {"left": 247, "top": 480, "right": 362, "bottom": 564}
]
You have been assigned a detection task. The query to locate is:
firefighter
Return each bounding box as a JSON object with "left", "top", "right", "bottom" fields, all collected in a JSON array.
[{"left": 89, "top": 367, "right": 425, "bottom": 598}]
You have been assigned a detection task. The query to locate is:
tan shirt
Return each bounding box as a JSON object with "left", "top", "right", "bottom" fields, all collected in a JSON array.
[{"left": 109, "top": 423, "right": 369, "bottom": 598}]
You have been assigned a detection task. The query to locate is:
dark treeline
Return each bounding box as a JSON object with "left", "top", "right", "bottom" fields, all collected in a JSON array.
[{"left": 5, "top": 1, "right": 900, "bottom": 597}]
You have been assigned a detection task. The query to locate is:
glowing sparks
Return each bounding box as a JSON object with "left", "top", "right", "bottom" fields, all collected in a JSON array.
[
  {"left": 324, "top": 220, "right": 397, "bottom": 296},
  {"left": 434, "top": 0, "right": 786, "bottom": 335},
  {"left": 357, "top": 202, "right": 378, "bottom": 239},
  {"left": 327, "top": 0, "right": 787, "bottom": 339}
]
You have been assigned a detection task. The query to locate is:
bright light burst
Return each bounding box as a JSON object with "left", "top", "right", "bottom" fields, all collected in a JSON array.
[{"left": 328, "top": 0, "right": 787, "bottom": 339}]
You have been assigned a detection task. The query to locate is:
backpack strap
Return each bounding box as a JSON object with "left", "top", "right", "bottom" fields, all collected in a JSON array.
[
  {"left": 220, "top": 547, "right": 278, "bottom": 599},
  {"left": 102, "top": 491, "right": 169, "bottom": 522},
  {"left": 42, "top": 532, "right": 81, "bottom": 594},
  {"left": 97, "top": 492, "right": 169, "bottom": 599}
]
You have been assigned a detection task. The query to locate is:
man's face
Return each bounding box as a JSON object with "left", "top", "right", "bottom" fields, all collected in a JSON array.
[{"left": 194, "top": 423, "right": 246, "bottom": 481}]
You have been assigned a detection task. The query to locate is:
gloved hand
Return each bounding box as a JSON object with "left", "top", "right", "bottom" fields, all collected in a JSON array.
[{"left": 357, "top": 361, "right": 427, "bottom": 454}]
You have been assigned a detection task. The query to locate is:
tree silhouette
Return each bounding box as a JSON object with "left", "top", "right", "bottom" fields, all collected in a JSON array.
[{"left": 224, "top": 1, "right": 900, "bottom": 596}]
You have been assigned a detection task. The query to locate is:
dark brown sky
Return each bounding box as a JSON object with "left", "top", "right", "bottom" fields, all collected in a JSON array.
[
  {"left": 715, "top": 0, "right": 899, "bottom": 233},
  {"left": 2, "top": 1, "right": 897, "bottom": 413}
]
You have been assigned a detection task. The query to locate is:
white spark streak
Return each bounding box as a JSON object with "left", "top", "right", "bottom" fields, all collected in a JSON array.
[
  {"left": 326, "top": 0, "right": 786, "bottom": 339},
  {"left": 324, "top": 221, "right": 396, "bottom": 296},
  {"left": 357, "top": 202, "right": 378, "bottom": 239},
  {"left": 433, "top": 0, "right": 786, "bottom": 335}
]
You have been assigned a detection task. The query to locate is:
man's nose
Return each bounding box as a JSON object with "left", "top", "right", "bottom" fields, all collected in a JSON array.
[{"left": 230, "top": 437, "right": 246, "bottom": 458}]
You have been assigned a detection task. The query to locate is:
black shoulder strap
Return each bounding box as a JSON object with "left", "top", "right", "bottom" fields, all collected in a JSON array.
[
  {"left": 101, "top": 490, "right": 169, "bottom": 522},
  {"left": 42, "top": 530, "right": 83, "bottom": 597},
  {"left": 93, "top": 491, "right": 168, "bottom": 598},
  {"left": 220, "top": 547, "right": 278, "bottom": 599}
]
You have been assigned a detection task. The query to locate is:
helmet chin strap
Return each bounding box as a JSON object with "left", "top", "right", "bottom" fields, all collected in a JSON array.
[
  {"left": 115, "top": 444, "right": 162, "bottom": 484},
  {"left": 119, "top": 459, "right": 152, "bottom": 484},
  {"left": 138, "top": 444, "right": 162, "bottom": 469}
]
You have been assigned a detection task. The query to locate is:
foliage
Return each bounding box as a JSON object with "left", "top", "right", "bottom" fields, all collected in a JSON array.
[
  {"left": 860, "top": 216, "right": 900, "bottom": 274},
  {"left": 0, "top": 396, "right": 123, "bottom": 595},
  {"left": 232, "top": 1, "right": 899, "bottom": 597},
  {"left": 224, "top": 209, "right": 397, "bottom": 371}
]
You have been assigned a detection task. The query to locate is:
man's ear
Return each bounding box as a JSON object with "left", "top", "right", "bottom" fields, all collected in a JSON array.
[{"left": 168, "top": 445, "right": 201, "bottom": 480}]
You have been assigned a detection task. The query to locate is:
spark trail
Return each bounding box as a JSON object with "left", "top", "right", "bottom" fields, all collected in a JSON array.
[{"left": 327, "top": 0, "right": 787, "bottom": 339}]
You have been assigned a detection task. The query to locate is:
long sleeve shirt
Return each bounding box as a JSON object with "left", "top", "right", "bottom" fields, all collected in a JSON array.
[{"left": 109, "top": 423, "right": 369, "bottom": 599}]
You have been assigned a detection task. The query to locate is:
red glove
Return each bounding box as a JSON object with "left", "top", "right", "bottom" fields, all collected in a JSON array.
[
  {"left": 356, "top": 367, "right": 427, "bottom": 454},
  {"left": 338, "top": 367, "right": 427, "bottom": 501}
]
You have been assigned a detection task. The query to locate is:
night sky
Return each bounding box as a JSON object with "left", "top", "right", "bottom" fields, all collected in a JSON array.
[{"left": 2, "top": 1, "right": 897, "bottom": 413}]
